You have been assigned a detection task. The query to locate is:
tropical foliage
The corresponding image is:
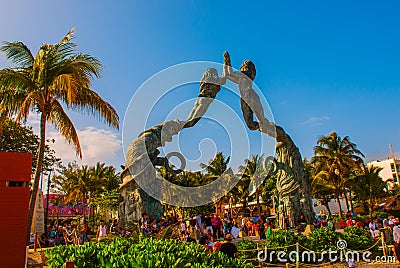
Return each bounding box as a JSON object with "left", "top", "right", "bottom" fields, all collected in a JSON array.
[
  {"left": 52, "top": 162, "right": 121, "bottom": 220},
  {"left": 0, "top": 118, "right": 61, "bottom": 172},
  {"left": 45, "top": 237, "right": 250, "bottom": 268},
  {"left": 351, "top": 165, "right": 387, "bottom": 217},
  {"left": 0, "top": 28, "right": 119, "bottom": 240},
  {"left": 311, "top": 132, "right": 364, "bottom": 217}
]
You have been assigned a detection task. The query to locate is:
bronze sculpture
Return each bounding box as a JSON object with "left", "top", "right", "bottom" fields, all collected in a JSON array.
[
  {"left": 120, "top": 120, "right": 184, "bottom": 224},
  {"left": 223, "top": 51, "right": 275, "bottom": 137},
  {"left": 184, "top": 68, "right": 226, "bottom": 128},
  {"left": 119, "top": 52, "right": 314, "bottom": 230}
]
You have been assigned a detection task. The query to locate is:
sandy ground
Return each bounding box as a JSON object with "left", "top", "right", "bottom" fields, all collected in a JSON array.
[{"left": 27, "top": 250, "right": 47, "bottom": 268}]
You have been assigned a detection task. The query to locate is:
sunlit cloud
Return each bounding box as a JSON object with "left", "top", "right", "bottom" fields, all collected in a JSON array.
[
  {"left": 26, "top": 114, "right": 122, "bottom": 166},
  {"left": 299, "top": 116, "right": 330, "bottom": 127}
]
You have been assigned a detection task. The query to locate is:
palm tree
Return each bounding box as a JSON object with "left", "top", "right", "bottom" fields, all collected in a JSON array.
[
  {"left": 200, "top": 151, "right": 230, "bottom": 178},
  {"left": 63, "top": 165, "right": 98, "bottom": 219},
  {"left": 200, "top": 152, "right": 231, "bottom": 213},
  {"left": 310, "top": 175, "right": 334, "bottom": 216},
  {"left": 0, "top": 104, "right": 8, "bottom": 136},
  {"left": 352, "top": 165, "right": 386, "bottom": 218},
  {"left": 239, "top": 154, "right": 266, "bottom": 216},
  {"left": 90, "top": 162, "right": 120, "bottom": 191},
  {"left": 311, "top": 132, "right": 364, "bottom": 217},
  {"left": 0, "top": 29, "right": 119, "bottom": 241}
]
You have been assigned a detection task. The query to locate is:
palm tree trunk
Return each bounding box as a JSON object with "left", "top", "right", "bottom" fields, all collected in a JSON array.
[
  {"left": 0, "top": 107, "right": 8, "bottom": 137},
  {"left": 82, "top": 194, "right": 86, "bottom": 221},
  {"left": 256, "top": 189, "right": 261, "bottom": 216},
  {"left": 343, "top": 191, "right": 350, "bottom": 212},
  {"left": 323, "top": 197, "right": 332, "bottom": 216},
  {"left": 369, "top": 198, "right": 374, "bottom": 218},
  {"left": 348, "top": 189, "right": 354, "bottom": 213},
  {"left": 336, "top": 195, "right": 343, "bottom": 218},
  {"left": 26, "top": 112, "right": 47, "bottom": 244}
]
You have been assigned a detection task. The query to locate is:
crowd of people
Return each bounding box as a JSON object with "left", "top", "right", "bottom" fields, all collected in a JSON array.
[
  {"left": 139, "top": 212, "right": 278, "bottom": 258},
  {"left": 30, "top": 218, "right": 130, "bottom": 247},
  {"left": 32, "top": 210, "right": 400, "bottom": 261},
  {"left": 140, "top": 212, "right": 276, "bottom": 240}
]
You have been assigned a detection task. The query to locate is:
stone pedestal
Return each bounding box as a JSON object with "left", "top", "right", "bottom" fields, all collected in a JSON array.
[{"left": 119, "top": 174, "right": 163, "bottom": 227}]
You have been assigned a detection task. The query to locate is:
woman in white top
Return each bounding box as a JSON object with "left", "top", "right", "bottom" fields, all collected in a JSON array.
[{"left": 96, "top": 220, "right": 108, "bottom": 241}]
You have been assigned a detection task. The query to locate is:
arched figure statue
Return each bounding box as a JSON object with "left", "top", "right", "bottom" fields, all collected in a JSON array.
[
  {"left": 124, "top": 119, "right": 185, "bottom": 178},
  {"left": 119, "top": 120, "right": 185, "bottom": 224},
  {"left": 223, "top": 51, "right": 275, "bottom": 136},
  {"left": 184, "top": 68, "right": 227, "bottom": 128}
]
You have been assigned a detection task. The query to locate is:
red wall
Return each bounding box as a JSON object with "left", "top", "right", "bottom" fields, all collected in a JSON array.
[{"left": 0, "top": 152, "right": 32, "bottom": 267}]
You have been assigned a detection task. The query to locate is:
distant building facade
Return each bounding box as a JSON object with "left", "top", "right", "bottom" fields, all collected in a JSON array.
[{"left": 368, "top": 158, "right": 400, "bottom": 184}]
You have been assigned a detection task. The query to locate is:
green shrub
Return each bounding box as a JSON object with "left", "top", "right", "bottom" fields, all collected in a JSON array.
[
  {"left": 237, "top": 239, "right": 258, "bottom": 261},
  {"left": 306, "top": 227, "right": 340, "bottom": 252},
  {"left": 45, "top": 237, "right": 251, "bottom": 268},
  {"left": 341, "top": 227, "right": 375, "bottom": 250}
]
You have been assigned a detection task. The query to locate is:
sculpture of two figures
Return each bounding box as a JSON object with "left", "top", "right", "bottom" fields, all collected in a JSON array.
[
  {"left": 184, "top": 51, "right": 275, "bottom": 138},
  {"left": 120, "top": 51, "right": 314, "bottom": 229}
]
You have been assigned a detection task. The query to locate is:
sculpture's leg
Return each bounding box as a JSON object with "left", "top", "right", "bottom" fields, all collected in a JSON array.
[{"left": 240, "top": 98, "right": 259, "bottom": 130}]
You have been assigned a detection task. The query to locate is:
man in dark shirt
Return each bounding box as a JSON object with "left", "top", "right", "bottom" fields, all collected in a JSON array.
[
  {"left": 219, "top": 234, "right": 238, "bottom": 258},
  {"left": 204, "top": 214, "right": 213, "bottom": 235}
]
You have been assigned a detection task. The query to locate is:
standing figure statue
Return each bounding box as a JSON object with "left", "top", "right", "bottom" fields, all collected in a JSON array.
[
  {"left": 223, "top": 51, "right": 275, "bottom": 136},
  {"left": 184, "top": 68, "right": 226, "bottom": 128},
  {"left": 271, "top": 125, "right": 314, "bottom": 229}
]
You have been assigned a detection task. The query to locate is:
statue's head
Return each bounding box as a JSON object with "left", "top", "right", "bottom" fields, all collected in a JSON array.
[
  {"left": 160, "top": 120, "right": 183, "bottom": 146},
  {"left": 240, "top": 60, "right": 256, "bottom": 81},
  {"left": 201, "top": 68, "right": 219, "bottom": 85}
]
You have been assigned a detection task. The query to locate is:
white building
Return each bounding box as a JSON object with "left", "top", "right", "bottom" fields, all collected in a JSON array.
[{"left": 367, "top": 158, "right": 400, "bottom": 184}]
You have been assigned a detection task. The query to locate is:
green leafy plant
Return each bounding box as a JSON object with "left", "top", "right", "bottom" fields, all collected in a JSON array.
[{"left": 45, "top": 237, "right": 251, "bottom": 268}]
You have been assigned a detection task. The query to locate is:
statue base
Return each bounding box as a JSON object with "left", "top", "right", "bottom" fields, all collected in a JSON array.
[{"left": 119, "top": 175, "right": 163, "bottom": 227}]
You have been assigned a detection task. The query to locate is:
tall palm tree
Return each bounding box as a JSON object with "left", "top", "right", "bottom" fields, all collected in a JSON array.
[
  {"left": 90, "top": 162, "right": 120, "bottom": 191},
  {"left": 200, "top": 151, "right": 230, "bottom": 178},
  {"left": 0, "top": 28, "right": 119, "bottom": 241},
  {"left": 311, "top": 132, "right": 364, "bottom": 217},
  {"left": 239, "top": 154, "right": 266, "bottom": 216},
  {"left": 352, "top": 165, "right": 386, "bottom": 218},
  {"left": 63, "top": 165, "right": 99, "bottom": 219},
  {"left": 200, "top": 152, "right": 231, "bottom": 213}
]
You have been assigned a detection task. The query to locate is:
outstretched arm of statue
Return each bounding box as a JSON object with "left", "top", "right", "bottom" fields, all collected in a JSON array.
[{"left": 223, "top": 51, "right": 241, "bottom": 84}]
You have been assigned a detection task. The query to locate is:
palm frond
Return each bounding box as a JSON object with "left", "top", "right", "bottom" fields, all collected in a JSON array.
[
  {"left": 68, "top": 88, "right": 119, "bottom": 129},
  {"left": 0, "top": 41, "right": 34, "bottom": 68},
  {"left": 48, "top": 100, "right": 82, "bottom": 158},
  {"left": 60, "top": 27, "right": 76, "bottom": 44}
]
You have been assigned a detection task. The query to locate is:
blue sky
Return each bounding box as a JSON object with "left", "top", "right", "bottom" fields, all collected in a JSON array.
[{"left": 1, "top": 1, "right": 399, "bottom": 170}]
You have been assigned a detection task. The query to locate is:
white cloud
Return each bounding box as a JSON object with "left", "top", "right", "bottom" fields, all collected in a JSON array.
[
  {"left": 25, "top": 114, "right": 122, "bottom": 166},
  {"left": 48, "top": 127, "right": 122, "bottom": 166},
  {"left": 299, "top": 116, "right": 330, "bottom": 126}
]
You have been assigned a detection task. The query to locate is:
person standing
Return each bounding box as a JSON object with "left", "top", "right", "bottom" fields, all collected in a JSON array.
[
  {"left": 96, "top": 220, "right": 108, "bottom": 241},
  {"left": 393, "top": 225, "right": 400, "bottom": 261},
  {"left": 81, "top": 220, "right": 89, "bottom": 244},
  {"left": 211, "top": 214, "right": 220, "bottom": 239},
  {"left": 204, "top": 214, "right": 213, "bottom": 236},
  {"left": 140, "top": 214, "right": 149, "bottom": 237},
  {"left": 180, "top": 220, "right": 187, "bottom": 235},
  {"left": 195, "top": 213, "right": 203, "bottom": 238}
]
